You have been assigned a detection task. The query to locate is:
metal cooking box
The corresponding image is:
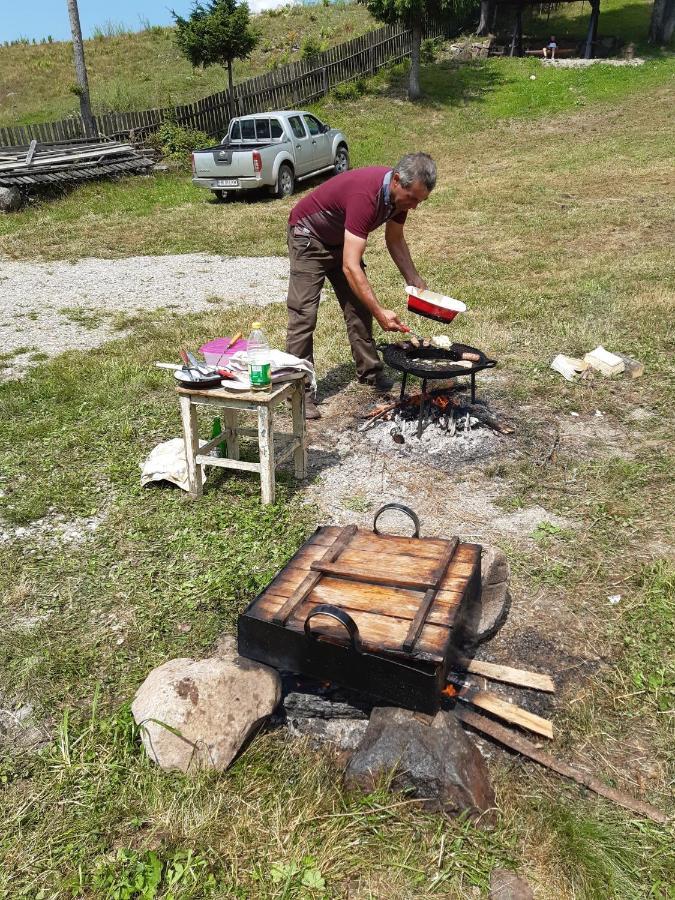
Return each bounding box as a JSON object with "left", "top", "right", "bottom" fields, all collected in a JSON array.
[{"left": 238, "top": 505, "right": 482, "bottom": 714}]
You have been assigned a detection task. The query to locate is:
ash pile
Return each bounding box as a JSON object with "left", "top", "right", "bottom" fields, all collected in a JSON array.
[{"left": 359, "top": 388, "right": 511, "bottom": 461}]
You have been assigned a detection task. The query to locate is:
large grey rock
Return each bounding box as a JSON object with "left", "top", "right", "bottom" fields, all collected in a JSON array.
[
  {"left": 0, "top": 187, "right": 23, "bottom": 213},
  {"left": 131, "top": 655, "right": 281, "bottom": 772},
  {"left": 489, "top": 869, "right": 534, "bottom": 900},
  {"left": 344, "top": 707, "right": 494, "bottom": 818}
]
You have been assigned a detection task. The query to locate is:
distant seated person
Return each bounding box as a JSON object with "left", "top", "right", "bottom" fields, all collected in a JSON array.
[{"left": 543, "top": 36, "right": 558, "bottom": 60}]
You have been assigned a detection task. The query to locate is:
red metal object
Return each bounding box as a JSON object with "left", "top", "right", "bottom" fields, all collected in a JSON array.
[{"left": 406, "top": 286, "right": 466, "bottom": 324}]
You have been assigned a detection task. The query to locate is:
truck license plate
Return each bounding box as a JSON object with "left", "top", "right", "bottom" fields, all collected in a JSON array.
[{"left": 215, "top": 178, "right": 238, "bottom": 187}]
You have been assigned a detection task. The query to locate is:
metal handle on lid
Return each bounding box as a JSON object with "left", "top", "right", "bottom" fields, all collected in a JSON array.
[
  {"left": 304, "top": 604, "right": 362, "bottom": 652},
  {"left": 373, "top": 503, "right": 421, "bottom": 538}
]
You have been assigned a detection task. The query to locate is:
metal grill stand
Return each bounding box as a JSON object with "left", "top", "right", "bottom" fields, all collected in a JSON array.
[{"left": 380, "top": 342, "right": 497, "bottom": 438}]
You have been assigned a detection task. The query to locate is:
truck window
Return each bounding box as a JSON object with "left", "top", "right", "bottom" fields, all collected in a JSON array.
[
  {"left": 270, "top": 119, "right": 283, "bottom": 139},
  {"left": 304, "top": 115, "right": 322, "bottom": 136},
  {"left": 255, "top": 119, "right": 271, "bottom": 140},
  {"left": 230, "top": 121, "right": 241, "bottom": 141},
  {"left": 240, "top": 119, "right": 255, "bottom": 140},
  {"left": 288, "top": 116, "right": 306, "bottom": 139}
]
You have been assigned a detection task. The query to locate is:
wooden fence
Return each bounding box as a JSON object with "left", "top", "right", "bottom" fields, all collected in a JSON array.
[{"left": 0, "top": 23, "right": 444, "bottom": 148}]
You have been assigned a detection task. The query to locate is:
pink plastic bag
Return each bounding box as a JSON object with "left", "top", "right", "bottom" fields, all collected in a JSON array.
[{"left": 199, "top": 337, "right": 249, "bottom": 367}]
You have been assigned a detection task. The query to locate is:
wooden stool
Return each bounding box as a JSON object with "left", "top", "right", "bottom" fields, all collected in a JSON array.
[{"left": 176, "top": 373, "right": 307, "bottom": 505}]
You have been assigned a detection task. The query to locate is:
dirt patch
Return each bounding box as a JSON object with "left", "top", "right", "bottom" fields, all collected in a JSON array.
[
  {"left": 0, "top": 510, "right": 105, "bottom": 549},
  {"left": 303, "top": 380, "right": 571, "bottom": 546},
  {"left": 0, "top": 701, "right": 51, "bottom": 752},
  {"left": 558, "top": 412, "right": 636, "bottom": 460}
]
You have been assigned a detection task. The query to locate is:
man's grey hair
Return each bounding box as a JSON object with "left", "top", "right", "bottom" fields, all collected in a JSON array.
[{"left": 393, "top": 153, "right": 437, "bottom": 191}]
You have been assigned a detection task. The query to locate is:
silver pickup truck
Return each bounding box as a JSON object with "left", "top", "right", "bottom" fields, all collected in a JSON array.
[{"left": 191, "top": 110, "right": 349, "bottom": 201}]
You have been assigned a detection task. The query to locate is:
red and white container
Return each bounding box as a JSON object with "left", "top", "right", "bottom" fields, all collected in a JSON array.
[{"left": 406, "top": 286, "right": 466, "bottom": 324}]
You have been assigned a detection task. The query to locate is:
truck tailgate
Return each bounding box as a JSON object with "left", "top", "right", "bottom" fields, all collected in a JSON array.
[{"left": 193, "top": 147, "right": 256, "bottom": 178}]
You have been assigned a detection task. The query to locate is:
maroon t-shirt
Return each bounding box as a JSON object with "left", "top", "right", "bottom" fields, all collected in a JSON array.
[{"left": 289, "top": 166, "right": 407, "bottom": 247}]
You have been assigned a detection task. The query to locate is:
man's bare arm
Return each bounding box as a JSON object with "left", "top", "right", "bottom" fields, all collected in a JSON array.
[
  {"left": 342, "top": 230, "right": 409, "bottom": 332},
  {"left": 385, "top": 220, "right": 426, "bottom": 290}
]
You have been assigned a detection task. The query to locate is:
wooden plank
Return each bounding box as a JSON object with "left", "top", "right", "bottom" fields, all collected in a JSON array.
[
  {"left": 456, "top": 709, "right": 669, "bottom": 824},
  {"left": 402, "top": 537, "right": 458, "bottom": 652},
  {"left": 287, "top": 542, "right": 476, "bottom": 595},
  {"left": 25, "top": 140, "right": 38, "bottom": 165},
  {"left": 256, "top": 562, "right": 464, "bottom": 609},
  {"left": 449, "top": 678, "right": 554, "bottom": 739},
  {"left": 263, "top": 576, "right": 462, "bottom": 627},
  {"left": 272, "top": 524, "right": 357, "bottom": 625},
  {"left": 312, "top": 526, "right": 451, "bottom": 560},
  {"left": 310, "top": 561, "right": 436, "bottom": 592},
  {"left": 455, "top": 656, "right": 555, "bottom": 693},
  {"left": 253, "top": 593, "right": 449, "bottom": 661},
  {"left": 312, "top": 546, "right": 461, "bottom": 580}
]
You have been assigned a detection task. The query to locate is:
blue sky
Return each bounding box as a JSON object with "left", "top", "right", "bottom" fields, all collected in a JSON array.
[{"left": 1, "top": 0, "right": 293, "bottom": 43}]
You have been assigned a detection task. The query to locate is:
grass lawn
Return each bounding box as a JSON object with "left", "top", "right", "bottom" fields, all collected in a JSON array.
[
  {"left": 0, "top": 1, "right": 376, "bottom": 127},
  {"left": 1, "top": 1, "right": 674, "bottom": 896}
]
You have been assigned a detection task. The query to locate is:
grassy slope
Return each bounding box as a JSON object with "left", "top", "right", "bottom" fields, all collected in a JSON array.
[
  {"left": 1, "top": 1, "right": 674, "bottom": 897},
  {"left": 0, "top": 2, "right": 376, "bottom": 127}
]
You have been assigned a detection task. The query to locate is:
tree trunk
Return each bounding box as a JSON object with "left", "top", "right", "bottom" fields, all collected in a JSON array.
[
  {"left": 649, "top": 0, "right": 675, "bottom": 43},
  {"left": 584, "top": 0, "right": 601, "bottom": 59},
  {"left": 409, "top": 21, "right": 422, "bottom": 101},
  {"left": 477, "top": 0, "right": 496, "bottom": 36},
  {"left": 227, "top": 59, "right": 234, "bottom": 93},
  {"left": 509, "top": 5, "right": 523, "bottom": 57},
  {"left": 66, "top": 0, "right": 95, "bottom": 138}
]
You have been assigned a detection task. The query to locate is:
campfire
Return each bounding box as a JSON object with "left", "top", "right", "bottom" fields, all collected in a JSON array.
[
  {"left": 360, "top": 387, "right": 488, "bottom": 440},
  {"left": 360, "top": 340, "right": 513, "bottom": 446}
]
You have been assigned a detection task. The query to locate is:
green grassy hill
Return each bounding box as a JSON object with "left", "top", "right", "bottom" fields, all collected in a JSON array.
[{"left": 0, "top": 1, "right": 377, "bottom": 127}]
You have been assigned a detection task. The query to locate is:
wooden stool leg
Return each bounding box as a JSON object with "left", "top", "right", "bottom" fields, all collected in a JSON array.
[
  {"left": 258, "top": 405, "right": 275, "bottom": 505},
  {"left": 179, "top": 395, "right": 203, "bottom": 498},
  {"left": 222, "top": 409, "right": 240, "bottom": 460},
  {"left": 291, "top": 381, "right": 307, "bottom": 479}
]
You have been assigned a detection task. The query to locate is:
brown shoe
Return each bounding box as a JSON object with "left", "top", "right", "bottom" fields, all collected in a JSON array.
[{"left": 305, "top": 396, "right": 321, "bottom": 420}]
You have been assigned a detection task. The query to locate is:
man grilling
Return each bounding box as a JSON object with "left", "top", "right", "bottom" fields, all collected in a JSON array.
[{"left": 285, "top": 152, "right": 436, "bottom": 419}]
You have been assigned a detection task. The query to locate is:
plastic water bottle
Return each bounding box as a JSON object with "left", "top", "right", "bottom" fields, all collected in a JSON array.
[{"left": 247, "top": 321, "right": 272, "bottom": 391}]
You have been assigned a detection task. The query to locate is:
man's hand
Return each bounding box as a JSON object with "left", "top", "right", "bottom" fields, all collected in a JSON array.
[
  {"left": 408, "top": 275, "right": 427, "bottom": 292},
  {"left": 377, "top": 309, "right": 410, "bottom": 333}
]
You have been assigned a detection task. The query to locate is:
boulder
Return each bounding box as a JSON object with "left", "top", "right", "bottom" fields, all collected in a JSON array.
[
  {"left": 489, "top": 869, "right": 535, "bottom": 900},
  {"left": 131, "top": 655, "right": 281, "bottom": 772},
  {"left": 344, "top": 707, "right": 494, "bottom": 819},
  {"left": 0, "top": 187, "right": 23, "bottom": 213}
]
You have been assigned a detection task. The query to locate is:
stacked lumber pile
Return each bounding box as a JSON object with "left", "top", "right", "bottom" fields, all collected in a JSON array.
[{"left": 0, "top": 139, "right": 154, "bottom": 189}]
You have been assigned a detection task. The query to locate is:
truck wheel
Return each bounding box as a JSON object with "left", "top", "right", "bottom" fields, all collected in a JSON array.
[
  {"left": 275, "top": 164, "right": 295, "bottom": 199},
  {"left": 334, "top": 145, "right": 349, "bottom": 175}
]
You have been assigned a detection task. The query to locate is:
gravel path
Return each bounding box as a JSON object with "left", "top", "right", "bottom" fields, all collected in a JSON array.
[{"left": 0, "top": 253, "right": 289, "bottom": 378}]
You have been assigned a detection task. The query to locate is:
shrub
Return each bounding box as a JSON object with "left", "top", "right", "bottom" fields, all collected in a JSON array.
[
  {"left": 147, "top": 120, "right": 209, "bottom": 162},
  {"left": 301, "top": 35, "right": 324, "bottom": 60},
  {"left": 332, "top": 77, "right": 367, "bottom": 101},
  {"left": 421, "top": 37, "right": 441, "bottom": 65}
]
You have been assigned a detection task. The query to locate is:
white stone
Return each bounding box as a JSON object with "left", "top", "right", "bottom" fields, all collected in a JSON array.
[{"left": 131, "top": 655, "right": 281, "bottom": 772}]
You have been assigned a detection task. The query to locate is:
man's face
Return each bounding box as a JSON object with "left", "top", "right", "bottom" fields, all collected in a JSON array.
[{"left": 390, "top": 174, "right": 430, "bottom": 212}]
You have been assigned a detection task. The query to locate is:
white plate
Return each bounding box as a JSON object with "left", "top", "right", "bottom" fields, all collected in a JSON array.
[{"left": 215, "top": 178, "right": 238, "bottom": 188}]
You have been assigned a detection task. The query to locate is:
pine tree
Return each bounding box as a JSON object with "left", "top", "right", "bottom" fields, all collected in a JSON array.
[{"left": 173, "top": 0, "right": 260, "bottom": 93}]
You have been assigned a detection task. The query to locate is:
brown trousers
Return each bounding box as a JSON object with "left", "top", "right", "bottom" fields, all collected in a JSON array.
[{"left": 285, "top": 225, "right": 382, "bottom": 383}]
